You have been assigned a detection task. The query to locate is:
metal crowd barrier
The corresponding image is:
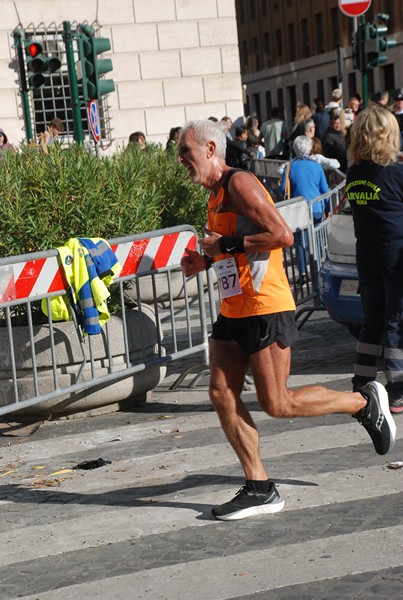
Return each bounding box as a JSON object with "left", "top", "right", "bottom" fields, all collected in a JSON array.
[
  {"left": 0, "top": 225, "right": 210, "bottom": 416},
  {"left": 278, "top": 171, "right": 346, "bottom": 326}
]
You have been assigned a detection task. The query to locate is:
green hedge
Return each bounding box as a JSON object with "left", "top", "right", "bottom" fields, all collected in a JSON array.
[{"left": 0, "top": 143, "right": 208, "bottom": 258}]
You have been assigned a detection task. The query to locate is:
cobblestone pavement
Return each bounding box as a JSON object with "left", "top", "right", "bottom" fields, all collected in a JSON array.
[{"left": 0, "top": 312, "right": 402, "bottom": 599}]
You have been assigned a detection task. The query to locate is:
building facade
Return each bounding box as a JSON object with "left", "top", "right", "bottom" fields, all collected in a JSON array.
[
  {"left": 0, "top": 0, "right": 244, "bottom": 149},
  {"left": 236, "top": 0, "right": 403, "bottom": 125}
]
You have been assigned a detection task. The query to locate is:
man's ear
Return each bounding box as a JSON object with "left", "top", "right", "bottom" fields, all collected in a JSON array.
[{"left": 206, "top": 141, "right": 216, "bottom": 158}]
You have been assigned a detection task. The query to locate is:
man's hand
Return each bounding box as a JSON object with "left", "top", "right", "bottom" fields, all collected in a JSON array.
[
  {"left": 198, "top": 228, "right": 222, "bottom": 257},
  {"left": 180, "top": 248, "right": 208, "bottom": 277}
]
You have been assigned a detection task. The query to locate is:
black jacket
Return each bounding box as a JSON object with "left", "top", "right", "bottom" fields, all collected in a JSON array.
[
  {"left": 226, "top": 138, "right": 254, "bottom": 170},
  {"left": 322, "top": 128, "right": 347, "bottom": 173}
]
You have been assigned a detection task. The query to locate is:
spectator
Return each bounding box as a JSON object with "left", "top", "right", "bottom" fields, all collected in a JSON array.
[
  {"left": 303, "top": 118, "right": 316, "bottom": 138},
  {"left": 348, "top": 96, "right": 360, "bottom": 120},
  {"left": 245, "top": 114, "right": 263, "bottom": 157},
  {"left": 259, "top": 106, "right": 289, "bottom": 158},
  {"left": 220, "top": 116, "right": 233, "bottom": 141},
  {"left": 326, "top": 88, "right": 345, "bottom": 131},
  {"left": 392, "top": 89, "right": 403, "bottom": 150},
  {"left": 39, "top": 117, "right": 64, "bottom": 152},
  {"left": 0, "top": 128, "right": 14, "bottom": 157},
  {"left": 372, "top": 90, "right": 389, "bottom": 107},
  {"left": 165, "top": 127, "right": 182, "bottom": 153},
  {"left": 128, "top": 131, "right": 146, "bottom": 150},
  {"left": 281, "top": 135, "right": 329, "bottom": 222},
  {"left": 310, "top": 136, "right": 340, "bottom": 171},
  {"left": 289, "top": 103, "right": 313, "bottom": 145},
  {"left": 326, "top": 88, "right": 344, "bottom": 112},
  {"left": 225, "top": 125, "right": 254, "bottom": 171},
  {"left": 312, "top": 97, "right": 330, "bottom": 141},
  {"left": 322, "top": 110, "right": 348, "bottom": 173},
  {"left": 347, "top": 105, "right": 403, "bottom": 414},
  {"left": 280, "top": 135, "right": 329, "bottom": 279}
]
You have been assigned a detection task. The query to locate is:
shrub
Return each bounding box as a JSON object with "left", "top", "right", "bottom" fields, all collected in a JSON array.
[{"left": 0, "top": 142, "right": 208, "bottom": 258}]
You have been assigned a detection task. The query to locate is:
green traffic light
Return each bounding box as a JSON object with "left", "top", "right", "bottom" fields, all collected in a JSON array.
[{"left": 77, "top": 26, "right": 114, "bottom": 101}]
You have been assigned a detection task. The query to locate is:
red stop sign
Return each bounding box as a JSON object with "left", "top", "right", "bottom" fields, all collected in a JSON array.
[{"left": 338, "top": 0, "right": 372, "bottom": 17}]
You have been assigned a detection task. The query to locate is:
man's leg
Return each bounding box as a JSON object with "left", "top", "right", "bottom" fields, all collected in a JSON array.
[
  {"left": 209, "top": 338, "right": 267, "bottom": 481},
  {"left": 209, "top": 338, "right": 285, "bottom": 520},
  {"left": 249, "top": 340, "right": 395, "bottom": 457},
  {"left": 250, "top": 341, "right": 366, "bottom": 417}
]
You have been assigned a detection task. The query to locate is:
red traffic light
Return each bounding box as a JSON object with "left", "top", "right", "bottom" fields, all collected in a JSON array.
[{"left": 27, "top": 42, "right": 42, "bottom": 58}]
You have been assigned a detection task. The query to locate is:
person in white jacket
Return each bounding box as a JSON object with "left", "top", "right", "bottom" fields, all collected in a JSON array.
[{"left": 309, "top": 136, "right": 340, "bottom": 170}]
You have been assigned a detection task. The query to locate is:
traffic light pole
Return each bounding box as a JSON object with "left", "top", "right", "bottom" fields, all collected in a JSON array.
[
  {"left": 13, "top": 29, "right": 33, "bottom": 142},
  {"left": 62, "top": 21, "right": 84, "bottom": 143},
  {"left": 358, "top": 16, "right": 369, "bottom": 107}
]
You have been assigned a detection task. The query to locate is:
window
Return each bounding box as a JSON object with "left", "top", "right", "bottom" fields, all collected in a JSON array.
[
  {"left": 317, "top": 79, "right": 325, "bottom": 100},
  {"left": 315, "top": 13, "right": 324, "bottom": 54},
  {"left": 330, "top": 7, "right": 340, "bottom": 48},
  {"left": 275, "top": 29, "right": 283, "bottom": 64},
  {"left": 328, "top": 76, "right": 338, "bottom": 97},
  {"left": 348, "top": 72, "right": 357, "bottom": 97},
  {"left": 241, "top": 40, "right": 248, "bottom": 74},
  {"left": 277, "top": 88, "right": 284, "bottom": 116},
  {"left": 288, "top": 24, "right": 295, "bottom": 61},
  {"left": 237, "top": 0, "right": 245, "bottom": 25},
  {"left": 287, "top": 85, "right": 297, "bottom": 123},
  {"left": 253, "top": 37, "right": 260, "bottom": 71},
  {"left": 301, "top": 19, "right": 310, "bottom": 58},
  {"left": 261, "top": 0, "right": 268, "bottom": 17},
  {"left": 265, "top": 90, "right": 272, "bottom": 118},
  {"left": 303, "top": 82, "right": 310, "bottom": 107},
  {"left": 263, "top": 32, "right": 271, "bottom": 66},
  {"left": 383, "top": 64, "right": 395, "bottom": 91},
  {"left": 253, "top": 93, "right": 261, "bottom": 123},
  {"left": 251, "top": 0, "right": 256, "bottom": 20}
]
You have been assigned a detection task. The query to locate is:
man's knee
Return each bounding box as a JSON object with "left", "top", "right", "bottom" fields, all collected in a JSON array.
[{"left": 259, "top": 391, "right": 296, "bottom": 418}]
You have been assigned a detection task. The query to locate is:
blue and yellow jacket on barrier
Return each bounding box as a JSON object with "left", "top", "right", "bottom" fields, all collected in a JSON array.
[{"left": 42, "top": 237, "right": 122, "bottom": 335}]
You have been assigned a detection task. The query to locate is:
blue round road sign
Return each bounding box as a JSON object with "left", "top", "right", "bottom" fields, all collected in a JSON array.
[{"left": 87, "top": 100, "right": 101, "bottom": 143}]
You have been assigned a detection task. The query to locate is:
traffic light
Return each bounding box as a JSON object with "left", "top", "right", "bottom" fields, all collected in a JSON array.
[
  {"left": 364, "top": 16, "right": 396, "bottom": 69},
  {"left": 78, "top": 24, "right": 115, "bottom": 102},
  {"left": 24, "top": 40, "right": 61, "bottom": 89}
]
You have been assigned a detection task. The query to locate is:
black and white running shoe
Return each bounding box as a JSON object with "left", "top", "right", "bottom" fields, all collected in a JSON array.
[
  {"left": 353, "top": 381, "right": 396, "bottom": 455},
  {"left": 212, "top": 481, "right": 284, "bottom": 521}
]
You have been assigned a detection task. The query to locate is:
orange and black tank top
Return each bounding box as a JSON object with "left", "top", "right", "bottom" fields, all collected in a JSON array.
[{"left": 208, "top": 170, "right": 296, "bottom": 318}]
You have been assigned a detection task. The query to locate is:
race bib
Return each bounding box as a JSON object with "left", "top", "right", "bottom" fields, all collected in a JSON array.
[{"left": 213, "top": 257, "right": 242, "bottom": 298}]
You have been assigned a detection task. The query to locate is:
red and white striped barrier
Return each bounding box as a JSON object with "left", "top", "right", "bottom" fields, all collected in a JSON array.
[{"left": 0, "top": 230, "right": 197, "bottom": 304}]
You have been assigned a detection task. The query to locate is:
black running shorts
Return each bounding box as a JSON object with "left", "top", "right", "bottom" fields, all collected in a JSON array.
[{"left": 211, "top": 311, "right": 299, "bottom": 355}]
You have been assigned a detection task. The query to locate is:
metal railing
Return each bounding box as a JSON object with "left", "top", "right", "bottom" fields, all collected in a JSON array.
[{"left": 0, "top": 226, "right": 209, "bottom": 416}]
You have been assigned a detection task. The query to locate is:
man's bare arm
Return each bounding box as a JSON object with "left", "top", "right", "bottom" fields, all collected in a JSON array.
[{"left": 199, "top": 172, "right": 294, "bottom": 257}]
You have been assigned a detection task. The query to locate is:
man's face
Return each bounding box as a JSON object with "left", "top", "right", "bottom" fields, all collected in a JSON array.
[
  {"left": 178, "top": 130, "right": 211, "bottom": 186},
  {"left": 50, "top": 125, "right": 61, "bottom": 137},
  {"left": 394, "top": 99, "right": 403, "bottom": 113},
  {"left": 331, "top": 118, "right": 342, "bottom": 131},
  {"left": 349, "top": 99, "right": 359, "bottom": 113}
]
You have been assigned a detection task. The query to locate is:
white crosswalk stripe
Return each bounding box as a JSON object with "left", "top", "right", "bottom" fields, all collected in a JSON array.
[{"left": 1, "top": 389, "right": 402, "bottom": 600}]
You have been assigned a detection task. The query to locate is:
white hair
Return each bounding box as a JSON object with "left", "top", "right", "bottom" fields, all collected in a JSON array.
[
  {"left": 292, "top": 135, "right": 313, "bottom": 158},
  {"left": 179, "top": 120, "right": 227, "bottom": 159}
]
